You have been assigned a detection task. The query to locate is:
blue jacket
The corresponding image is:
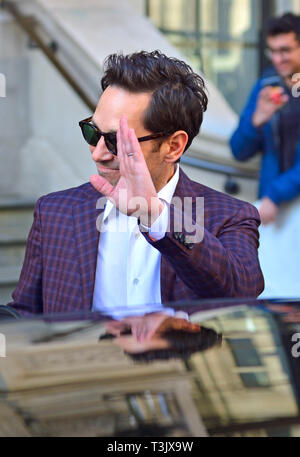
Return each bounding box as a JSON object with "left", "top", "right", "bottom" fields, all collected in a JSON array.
[{"left": 230, "top": 70, "right": 300, "bottom": 205}]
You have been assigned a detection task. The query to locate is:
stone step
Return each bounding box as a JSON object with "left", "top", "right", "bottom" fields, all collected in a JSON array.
[
  {"left": 0, "top": 265, "right": 21, "bottom": 304},
  {"left": 0, "top": 286, "right": 16, "bottom": 306},
  {"left": 0, "top": 196, "right": 35, "bottom": 210},
  {"left": 0, "top": 265, "right": 22, "bottom": 286},
  {"left": 0, "top": 243, "right": 26, "bottom": 268},
  {"left": 0, "top": 207, "right": 34, "bottom": 243}
]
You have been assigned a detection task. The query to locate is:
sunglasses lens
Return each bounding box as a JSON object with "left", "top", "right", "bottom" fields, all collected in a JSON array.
[
  {"left": 105, "top": 134, "right": 117, "bottom": 155},
  {"left": 81, "top": 124, "right": 99, "bottom": 147}
]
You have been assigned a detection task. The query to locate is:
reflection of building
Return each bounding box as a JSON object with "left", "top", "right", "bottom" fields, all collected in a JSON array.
[
  {"left": 1, "top": 304, "right": 300, "bottom": 436},
  {"left": 187, "top": 307, "right": 300, "bottom": 436},
  {"left": 0, "top": 318, "right": 206, "bottom": 437}
]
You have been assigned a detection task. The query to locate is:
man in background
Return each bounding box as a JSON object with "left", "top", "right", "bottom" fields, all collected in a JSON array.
[{"left": 230, "top": 13, "right": 300, "bottom": 225}]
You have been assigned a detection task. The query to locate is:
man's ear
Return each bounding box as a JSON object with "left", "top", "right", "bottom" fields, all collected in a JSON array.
[{"left": 163, "top": 131, "right": 189, "bottom": 163}]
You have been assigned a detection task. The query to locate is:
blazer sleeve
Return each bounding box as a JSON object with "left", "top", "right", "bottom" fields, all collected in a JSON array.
[
  {"left": 230, "top": 81, "right": 264, "bottom": 161},
  {"left": 7, "top": 197, "right": 44, "bottom": 315},
  {"left": 141, "top": 202, "right": 265, "bottom": 299}
]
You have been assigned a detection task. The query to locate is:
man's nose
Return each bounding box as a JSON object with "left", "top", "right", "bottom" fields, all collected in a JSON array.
[
  {"left": 273, "top": 54, "right": 287, "bottom": 66},
  {"left": 91, "top": 137, "right": 114, "bottom": 162}
]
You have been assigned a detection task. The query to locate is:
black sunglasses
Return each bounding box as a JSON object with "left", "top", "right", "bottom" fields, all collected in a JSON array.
[{"left": 79, "top": 116, "right": 170, "bottom": 156}]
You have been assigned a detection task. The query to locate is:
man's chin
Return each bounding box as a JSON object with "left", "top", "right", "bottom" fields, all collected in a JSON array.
[
  {"left": 98, "top": 170, "right": 120, "bottom": 186},
  {"left": 281, "top": 72, "right": 293, "bottom": 79},
  {"left": 276, "top": 66, "right": 295, "bottom": 79}
]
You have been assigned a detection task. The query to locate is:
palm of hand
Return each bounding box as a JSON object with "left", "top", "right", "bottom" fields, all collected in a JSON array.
[{"left": 90, "top": 116, "right": 158, "bottom": 220}]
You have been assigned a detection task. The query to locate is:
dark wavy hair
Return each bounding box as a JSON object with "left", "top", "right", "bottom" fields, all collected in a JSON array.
[
  {"left": 125, "top": 325, "right": 222, "bottom": 363},
  {"left": 267, "top": 13, "right": 300, "bottom": 42},
  {"left": 101, "top": 50, "right": 208, "bottom": 152}
]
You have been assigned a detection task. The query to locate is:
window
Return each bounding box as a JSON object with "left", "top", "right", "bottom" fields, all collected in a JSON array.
[
  {"left": 147, "top": 0, "right": 275, "bottom": 113},
  {"left": 226, "top": 338, "right": 263, "bottom": 367},
  {"left": 240, "top": 372, "right": 270, "bottom": 388},
  {"left": 226, "top": 338, "right": 271, "bottom": 388}
]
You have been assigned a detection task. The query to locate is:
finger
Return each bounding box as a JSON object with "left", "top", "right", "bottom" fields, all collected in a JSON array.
[
  {"left": 116, "top": 128, "right": 125, "bottom": 163},
  {"left": 264, "top": 89, "right": 275, "bottom": 101},
  {"left": 280, "top": 94, "right": 289, "bottom": 104},
  {"left": 118, "top": 117, "right": 133, "bottom": 169},
  {"left": 131, "top": 323, "right": 139, "bottom": 341},
  {"left": 90, "top": 174, "right": 114, "bottom": 197},
  {"left": 133, "top": 321, "right": 146, "bottom": 342},
  {"left": 128, "top": 128, "right": 144, "bottom": 162},
  {"left": 138, "top": 323, "right": 148, "bottom": 343},
  {"left": 117, "top": 127, "right": 132, "bottom": 177},
  {"left": 260, "top": 86, "right": 272, "bottom": 98},
  {"left": 123, "top": 129, "right": 137, "bottom": 161},
  {"left": 135, "top": 322, "right": 143, "bottom": 342},
  {"left": 143, "top": 325, "right": 156, "bottom": 342},
  {"left": 120, "top": 116, "right": 130, "bottom": 150},
  {"left": 262, "top": 86, "right": 280, "bottom": 100},
  {"left": 263, "top": 85, "right": 283, "bottom": 93}
]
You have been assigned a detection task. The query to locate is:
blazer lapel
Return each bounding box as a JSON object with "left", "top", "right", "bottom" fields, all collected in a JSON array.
[{"left": 73, "top": 184, "right": 105, "bottom": 310}]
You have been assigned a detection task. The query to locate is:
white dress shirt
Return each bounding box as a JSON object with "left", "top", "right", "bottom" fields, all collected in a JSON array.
[{"left": 92, "top": 166, "right": 179, "bottom": 318}]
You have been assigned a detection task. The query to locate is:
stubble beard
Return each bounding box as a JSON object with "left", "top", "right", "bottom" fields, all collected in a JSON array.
[{"left": 98, "top": 169, "right": 121, "bottom": 187}]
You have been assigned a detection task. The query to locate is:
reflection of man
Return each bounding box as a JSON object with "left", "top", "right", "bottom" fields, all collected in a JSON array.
[
  {"left": 9, "top": 51, "right": 264, "bottom": 315},
  {"left": 231, "top": 13, "right": 300, "bottom": 225},
  {"left": 104, "top": 313, "right": 222, "bottom": 362}
]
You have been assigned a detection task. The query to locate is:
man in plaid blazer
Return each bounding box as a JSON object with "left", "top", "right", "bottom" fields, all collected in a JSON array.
[{"left": 8, "top": 51, "right": 264, "bottom": 315}]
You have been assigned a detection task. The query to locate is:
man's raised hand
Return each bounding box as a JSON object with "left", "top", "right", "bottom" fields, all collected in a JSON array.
[
  {"left": 252, "top": 86, "right": 289, "bottom": 128},
  {"left": 90, "top": 116, "right": 164, "bottom": 226}
]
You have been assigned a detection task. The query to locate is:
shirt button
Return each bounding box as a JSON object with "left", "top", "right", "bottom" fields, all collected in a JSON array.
[
  {"left": 134, "top": 229, "right": 140, "bottom": 239},
  {"left": 133, "top": 278, "right": 139, "bottom": 285}
]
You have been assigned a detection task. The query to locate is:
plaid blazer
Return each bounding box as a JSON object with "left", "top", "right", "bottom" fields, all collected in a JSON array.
[{"left": 9, "top": 169, "right": 264, "bottom": 315}]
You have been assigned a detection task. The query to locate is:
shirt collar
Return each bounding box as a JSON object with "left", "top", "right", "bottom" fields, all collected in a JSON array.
[
  {"left": 102, "top": 165, "right": 180, "bottom": 222},
  {"left": 157, "top": 163, "right": 179, "bottom": 204}
]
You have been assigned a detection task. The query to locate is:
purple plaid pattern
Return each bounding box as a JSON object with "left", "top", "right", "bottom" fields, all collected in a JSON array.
[{"left": 8, "top": 169, "right": 264, "bottom": 315}]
